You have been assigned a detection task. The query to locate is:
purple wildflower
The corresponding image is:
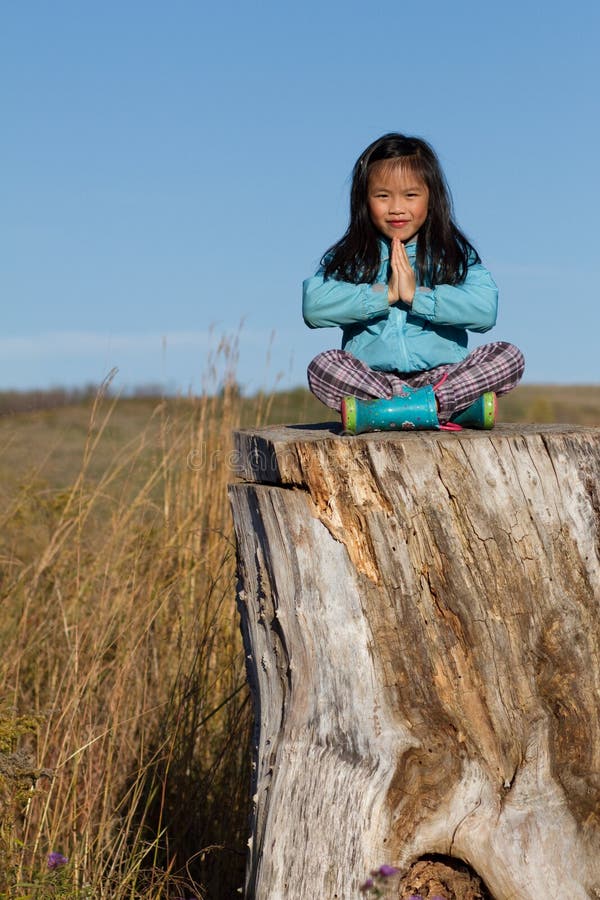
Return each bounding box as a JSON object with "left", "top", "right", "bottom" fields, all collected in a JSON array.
[
  {"left": 360, "top": 877, "right": 375, "bottom": 892},
  {"left": 377, "top": 864, "right": 400, "bottom": 877},
  {"left": 47, "top": 851, "right": 68, "bottom": 870},
  {"left": 407, "top": 895, "right": 423, "bottom": 900}
]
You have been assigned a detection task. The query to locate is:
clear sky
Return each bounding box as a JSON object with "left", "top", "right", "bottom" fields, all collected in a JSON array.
[{"left": 2, "top": 0, "right": 599, "bottom": 394}]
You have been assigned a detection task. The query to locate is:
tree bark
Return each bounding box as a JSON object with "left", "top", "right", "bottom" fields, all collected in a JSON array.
[{"left": 228, "top": 423, "right": 600, "bottom": 900}]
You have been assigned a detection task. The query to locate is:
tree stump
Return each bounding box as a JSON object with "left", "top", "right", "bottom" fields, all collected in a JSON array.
[{"left": 228, "top": 423, "right": 600, "bottom": 900}]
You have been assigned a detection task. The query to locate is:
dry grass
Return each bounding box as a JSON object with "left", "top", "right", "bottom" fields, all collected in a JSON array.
[
  {"left": 498, "top": 383, "right": 600, "bottom": 426},
  {"left": 0, "top": 362, "right": 272, "bottom": 898},
  {"left": 0, "top": 375, "right": 597, "bottom": 898}
]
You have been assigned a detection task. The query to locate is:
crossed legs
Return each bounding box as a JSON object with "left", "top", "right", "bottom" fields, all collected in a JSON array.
[{"left": 307, "top": 342, "right": 525, "bottom": 423}]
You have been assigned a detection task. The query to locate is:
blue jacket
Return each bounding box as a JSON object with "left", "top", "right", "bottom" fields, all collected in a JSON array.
[{"left": 302, "top": 240, "right": 498, "bottom": 373}]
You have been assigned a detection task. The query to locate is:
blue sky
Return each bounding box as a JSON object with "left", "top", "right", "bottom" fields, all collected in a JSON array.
[{"left": 2, "top": 0, "right": 599, "bottom": 393}]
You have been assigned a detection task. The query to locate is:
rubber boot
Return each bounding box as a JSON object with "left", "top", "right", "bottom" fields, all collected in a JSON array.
[
  {"left": 341, "top": 385, "right": 439, "bottom": 435},
  {"left": 450, "top": 392, "right": 497, "bottom": 429}
]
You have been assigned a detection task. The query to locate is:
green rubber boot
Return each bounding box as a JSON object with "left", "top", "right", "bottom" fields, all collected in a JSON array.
[
  {"left": 450, "top": 392, "right": 497, "bottom": 429},
  {"left": 341, "top": 385, "right": 439, "bottom": 435}
]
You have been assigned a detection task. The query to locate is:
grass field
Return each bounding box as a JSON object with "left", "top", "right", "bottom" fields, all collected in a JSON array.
[
  {"left": 1, "top": 383, "right": 598, "bottom": 491},
  {"left": 0, "top": 382, "right": 598, "bottom": 898}
]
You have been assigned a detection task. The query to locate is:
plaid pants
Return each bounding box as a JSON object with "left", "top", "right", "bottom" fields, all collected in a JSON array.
[{"left": 307, "top": 342, "right": 525, "bottom": 422}]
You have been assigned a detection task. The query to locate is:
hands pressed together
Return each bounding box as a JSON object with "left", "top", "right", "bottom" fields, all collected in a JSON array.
[{"left": 387, "top": 237, "right": 416, "bottom": 306}]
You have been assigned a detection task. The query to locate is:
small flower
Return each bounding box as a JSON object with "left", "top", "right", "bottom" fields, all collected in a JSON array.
[
  {"left": 377, "top": 864, "right": 400, "bottom": 878},
  {"left": 47, "top": 851, "right": 68, "bottom": 870},
  {"left": 406, "top": 895, "right": 423, "bottom": 900},
  {"left": 360, "top": 877, "right": 375, "bottom": 893}
]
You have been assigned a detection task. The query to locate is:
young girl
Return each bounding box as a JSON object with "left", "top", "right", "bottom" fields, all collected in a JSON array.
[{"left": 302, "top": 133, "right": 524, "bottom": 432}]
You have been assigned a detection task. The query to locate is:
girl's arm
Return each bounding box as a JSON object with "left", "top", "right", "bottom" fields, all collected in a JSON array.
[
  {"left": 302, "top": 271, "right": 390, "bottom": 329},
  {"left": 409, "top": 262, "right": 498, "bottom": 333}
]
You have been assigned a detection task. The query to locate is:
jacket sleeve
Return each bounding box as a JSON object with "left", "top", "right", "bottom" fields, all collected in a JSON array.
[
  {"left": 302, "top": 271, "right": 390, "bottom": 328},
  {"left": 410, "top": 262, "right": 498, "bottom": 333}
]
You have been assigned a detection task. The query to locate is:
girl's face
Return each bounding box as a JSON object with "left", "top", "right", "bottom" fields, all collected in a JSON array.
[{"left": 367, "top": 161, "right": 429, "bottom": 243}]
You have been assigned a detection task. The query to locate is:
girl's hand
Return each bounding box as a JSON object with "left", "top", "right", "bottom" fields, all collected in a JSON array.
[{"left": 388, "top": 238, "right": 416, "bottom": 306}]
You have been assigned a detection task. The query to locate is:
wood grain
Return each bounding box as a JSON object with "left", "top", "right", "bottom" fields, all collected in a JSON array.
[{"left": 229, "top": 424, "right": 600, "bottom": 899}]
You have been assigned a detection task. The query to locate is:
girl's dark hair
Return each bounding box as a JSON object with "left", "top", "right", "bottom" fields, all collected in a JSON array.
[{"left": 322, "top": 133, "right": 480, "bottom": 286}]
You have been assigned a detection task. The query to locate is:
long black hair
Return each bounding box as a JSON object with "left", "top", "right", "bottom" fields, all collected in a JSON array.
[{"left": 321, "top": 133, "right": 480, "bottom": 286}]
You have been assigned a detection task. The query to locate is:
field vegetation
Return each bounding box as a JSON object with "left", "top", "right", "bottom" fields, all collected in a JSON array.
[{"left": 0, "top": 375, "right": 598, "bottom": 898}]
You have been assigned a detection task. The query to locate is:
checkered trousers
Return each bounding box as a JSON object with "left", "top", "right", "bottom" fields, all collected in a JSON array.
[{"left": 307, "top": 342, "right": 525, "bottom": 423}]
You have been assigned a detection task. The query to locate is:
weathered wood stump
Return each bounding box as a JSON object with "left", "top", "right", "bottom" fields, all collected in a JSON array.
[{"left": 228, "top": 423, "right": 600, "bottom": 899}]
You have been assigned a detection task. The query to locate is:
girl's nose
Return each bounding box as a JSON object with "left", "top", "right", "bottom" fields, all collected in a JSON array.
[{"left": 389, "top": 197, "right": 406, "bottom": 213}]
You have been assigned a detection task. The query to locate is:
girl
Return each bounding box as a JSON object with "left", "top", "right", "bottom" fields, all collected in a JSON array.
[{"left": 302, "top": 133, "right": 524, "bottom": 432}]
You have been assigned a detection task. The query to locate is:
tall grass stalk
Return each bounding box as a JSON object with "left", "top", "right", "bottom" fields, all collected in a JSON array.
[{"left": 0, "top": 358, "right": 265, "bottom": 898}]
